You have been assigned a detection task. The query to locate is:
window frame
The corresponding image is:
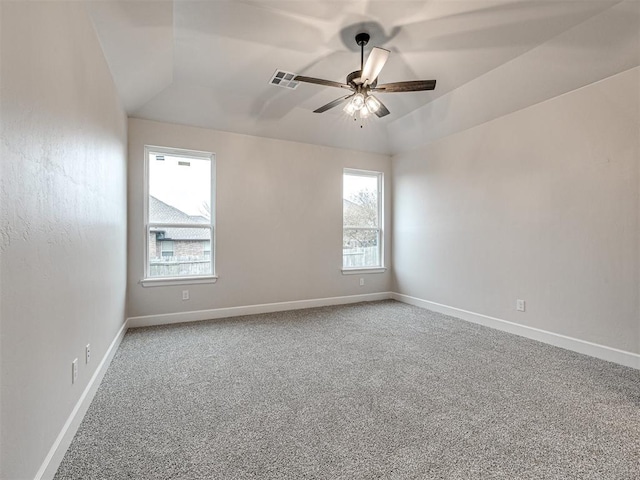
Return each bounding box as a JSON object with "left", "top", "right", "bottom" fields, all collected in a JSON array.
[
  {"left": 141, "top": 145, "right": 217, "bottom": 287},
  {"left": 342, "top": 168, "right": 386, "bottom": 274}
]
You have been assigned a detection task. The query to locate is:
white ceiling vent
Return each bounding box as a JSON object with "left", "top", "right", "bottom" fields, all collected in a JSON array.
[{"left": 269, "top": 70, "right": 299, "bottom": 89}]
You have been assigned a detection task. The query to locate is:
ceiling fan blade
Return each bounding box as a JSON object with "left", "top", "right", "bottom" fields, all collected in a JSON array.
[
  {"left": 372, "top": 80, "right": 436, "bottom": 93},
  {"left": 294, "top": 75, "right": 352, "bottom": 90},
  {"left": 372, "top": 97, "right": 390, "bottom": 118},
  {"left": 361, "top": 47, "right": 390, "bottom": 86},
  {"left": 313, "top": 94, "right": 354, "bottom": 113}
]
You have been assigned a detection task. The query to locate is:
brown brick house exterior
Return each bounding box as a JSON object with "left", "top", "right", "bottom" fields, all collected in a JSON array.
[{"left": 148, "top": 196, "right": 211, "bottom": 261}]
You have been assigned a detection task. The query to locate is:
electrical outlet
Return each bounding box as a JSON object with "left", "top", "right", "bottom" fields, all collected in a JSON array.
[
  {"left": 516, "top": 299, "right": 526, "bottom": 312},
  {"left": 359, "top": 278, "right": 365, "bottom": 286},
  {"left": 85, "top": 344, "right": 91, "bottom": 364},
  {"left": 72, "top": 358, "right": 78, "bottom": 384},
  {"left": 182, "top": 290, "right": 189, "bottom": 301}
]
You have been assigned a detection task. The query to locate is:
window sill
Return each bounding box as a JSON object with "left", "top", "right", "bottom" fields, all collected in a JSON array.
[
  {"left": 140, "top": 276, "right": 218, "bottom": 287},
  {"left": 341, "top": 267, "right": 387, "bottom": 275}
]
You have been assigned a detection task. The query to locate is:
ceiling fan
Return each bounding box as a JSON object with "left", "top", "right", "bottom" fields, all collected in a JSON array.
[{"left": 294, "top": 33, "right": 436, "bottom": 118}]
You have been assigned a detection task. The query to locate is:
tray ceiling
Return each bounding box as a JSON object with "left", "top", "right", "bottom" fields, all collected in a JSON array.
[{"left": 87, "top": 0, "right": 639, "bottom": 154}]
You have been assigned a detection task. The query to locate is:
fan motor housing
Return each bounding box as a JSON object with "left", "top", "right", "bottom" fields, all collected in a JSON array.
[
  {"left": 346, "top": 70, "right": 361, "bottom": 86},
  {"left": 347, "top": 70, "right": 377, "bottom": 88}
]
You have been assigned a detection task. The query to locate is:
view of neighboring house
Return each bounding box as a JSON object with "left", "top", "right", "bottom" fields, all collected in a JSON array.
[
  {"left": 148, "top": 196, "right": 211, "bottom": 276},
  {"left": 342, "top": 197, "right": 380, "bottom": 268}
]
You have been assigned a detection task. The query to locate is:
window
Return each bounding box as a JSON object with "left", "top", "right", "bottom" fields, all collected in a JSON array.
[
  {"left": 160, "top": 240, "right": 174, "bottom": 258},
  {"left": 343, "top": 169, "right": 383, "bottom": 271},
  {"left": 144, "top": 146, "right": 216, "bottom": 284}
]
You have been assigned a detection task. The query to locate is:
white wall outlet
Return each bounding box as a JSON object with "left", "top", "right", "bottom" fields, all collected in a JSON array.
[
  {"left": 72, "top": 358, "right": 78, "bottom": 384},
  {"left": 359, "top": 278, "right": 365, "bottom": 286},
  {"left": 182, "top": 290, "right": 189, "bottom": 301},
  {"left": 85, "top": 344, "right": 91, "bottom": 364},
  {"left": 516, "top": 299, "right": 526, "bottom": 312}
]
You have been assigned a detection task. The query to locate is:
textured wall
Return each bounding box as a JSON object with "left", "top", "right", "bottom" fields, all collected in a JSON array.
[
  {"left": 392, "top": 67, "right": 640, "bottom": 354},
  {"left": 127, "top": 118, "right": 392, "bottom": 318},
  {"left": 0, "top": 2, "right": 128, "bottom": 478}
]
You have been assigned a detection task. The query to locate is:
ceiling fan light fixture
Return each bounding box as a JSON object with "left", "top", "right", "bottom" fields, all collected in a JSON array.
[
  {"left": 343, "top": 101, "right": 357, "bottom": 115},
  {"left": 352, "top": 93, "right": 365, "bottom": 110},
  {"left": 365, "top": 95, "right": 381, "bottom": 114},
  {"left": 292, "top": 33, "right": 436, "bottom": 119}
]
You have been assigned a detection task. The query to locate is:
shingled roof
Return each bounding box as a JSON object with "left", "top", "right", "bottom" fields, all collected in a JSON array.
[{"left": 150, "top": 196, "right": 210, "bottom": 241}]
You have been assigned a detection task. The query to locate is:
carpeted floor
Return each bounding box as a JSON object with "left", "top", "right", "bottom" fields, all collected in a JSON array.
[{"left": 54, "top": 300, "right": 640, "bottom": 479}]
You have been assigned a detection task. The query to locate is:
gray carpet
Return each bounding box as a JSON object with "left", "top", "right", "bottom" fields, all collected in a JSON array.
[{"left": 55, "top": 300, "right": 640, "bottom": 479}]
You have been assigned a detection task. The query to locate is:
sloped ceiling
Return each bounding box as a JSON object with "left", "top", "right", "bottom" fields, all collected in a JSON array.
[{"left": 87, "top": 0, "right": 640, "bottom": 155}]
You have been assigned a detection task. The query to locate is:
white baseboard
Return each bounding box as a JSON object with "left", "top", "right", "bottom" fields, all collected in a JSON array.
[
  {"left": 128, "top": 292, "right": 394, "bottom": 328},
  {"left": 35, "top": 319, "right": 130, "bottom": 480},
  {"left": 392, "top": 293, "right": 640, "bottom": 370}
]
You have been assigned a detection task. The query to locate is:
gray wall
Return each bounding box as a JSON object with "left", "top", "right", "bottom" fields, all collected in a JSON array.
[
  {"left": 0, "top": 2, "right": 128, "bottom": 479},
  {"left": 392, "top": 67, "right": 640, "bottom": 354},
  {"left": 127, "top": 118, "right": 392, "bottom": 318}
]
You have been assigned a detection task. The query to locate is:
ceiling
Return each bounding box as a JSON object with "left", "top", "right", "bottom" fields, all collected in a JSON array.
[{"left": 86, "top": 0, "right": 640, "bottom": 155}]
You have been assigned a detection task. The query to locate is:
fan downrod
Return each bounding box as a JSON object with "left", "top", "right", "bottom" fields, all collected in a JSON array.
[{"left": 355, "top": 33, "right": 370, "bottom": 71}]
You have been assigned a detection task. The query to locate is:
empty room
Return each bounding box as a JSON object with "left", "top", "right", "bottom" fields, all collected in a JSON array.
[{"left": 1, "top": 1, "right": 639, "bottom": 479}]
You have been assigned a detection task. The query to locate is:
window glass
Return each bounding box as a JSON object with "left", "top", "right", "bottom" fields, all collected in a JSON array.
[
  {"left": 343, "top": 170, "right": 382, "bottom": 269},
  {"left": 148, "top": 153, "right": 211, "bottom": 224},
  {"left": 160, "top": 240, "right": 174, "bottom": 258},
  {"left": 146, "top": 147, "right": 215, "bottom": 279}
]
